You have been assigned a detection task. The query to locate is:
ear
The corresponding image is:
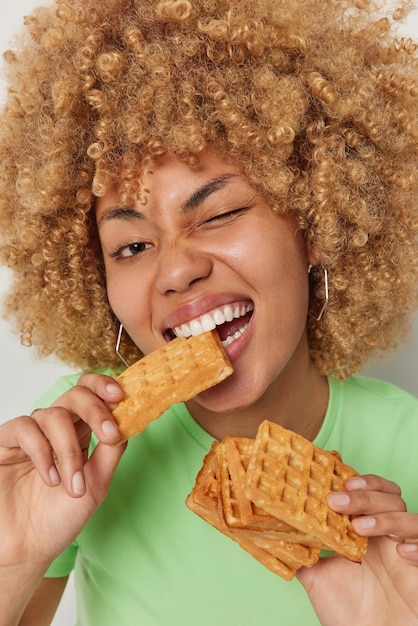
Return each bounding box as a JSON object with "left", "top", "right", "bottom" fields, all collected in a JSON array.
[{"left": 305, "top": 235, "right": 322, "bottom": 267}]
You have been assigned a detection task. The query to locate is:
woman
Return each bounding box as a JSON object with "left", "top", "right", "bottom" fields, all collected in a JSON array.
[{"left": 1, "top": 0, "right": 418, "bottom": 624}]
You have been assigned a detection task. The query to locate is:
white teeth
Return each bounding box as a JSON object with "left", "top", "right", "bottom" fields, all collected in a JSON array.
[
  {"left": 213, "top": 309, "right": 226, "bottom": 325},
  {"left": 180, "top": 323, "right": 191, "bottom": 337},
  {"left": 201, "top": 314, "right": 216, "bottom": 332},
  {"left": 189, "top": 319, "right": 203, "bottom": 336},
  {"left": 221, "top": 323, "right": 248, "bottom": 347},
  {"left": 172, "top": 303, "right": 253, "bottom": 341},
  {"left": 224, "top": 305, "right": 233, "bottom": 322}
]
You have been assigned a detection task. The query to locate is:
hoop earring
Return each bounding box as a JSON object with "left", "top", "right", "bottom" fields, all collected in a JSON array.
[
  {"left": 115, "top": 323, "right": 130, "bottom": 368},
  {"left": 308, "top": 265, "right": 329, "bottom": 322}
]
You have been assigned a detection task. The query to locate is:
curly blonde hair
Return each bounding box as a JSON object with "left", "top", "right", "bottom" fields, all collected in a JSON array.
[{"left": 0, "top": 0, "right": 417, "bottom": 377}]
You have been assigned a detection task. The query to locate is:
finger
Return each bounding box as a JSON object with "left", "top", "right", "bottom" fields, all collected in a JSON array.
[
  {"left": 385, "top": 529, "right": 418, "bottom": 562},
  {"left": 327, "top": 474, "right": 405, "bottom": 516},
  {"left": 345, "top": 474, "right": 402, "bottom": 496},
  {"left": 351, "top": 511, "right": 418, "bottom": 541},
  {"left": 31, "top": 407, "right": 88, "bottom": 497},
  {"left": 397, "top": 541, "right": 418, "bottom": 561},
  {"left": 83, "top": 440, "right": 127, "bottom": 506},
  {"left": 327, "top": 488, "right": 406, "bottom": 517},
  {"left": 0, "top": 416, "right": 60, "bottom": 487},
  {"left": 76, "top": 372, "right": 125, "bottom": 404},
  {"left": 50, "top": 380, "right": 123, "bottom": 445}
]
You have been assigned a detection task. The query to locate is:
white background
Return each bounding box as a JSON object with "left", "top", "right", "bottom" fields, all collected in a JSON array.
[{"left": 0, "top": 2, "right": 417, "bottom": 624}]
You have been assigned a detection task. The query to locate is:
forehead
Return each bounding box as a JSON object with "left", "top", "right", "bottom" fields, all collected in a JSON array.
[{"left": 95, "top": 149, "right": 246, "bottom": 216}]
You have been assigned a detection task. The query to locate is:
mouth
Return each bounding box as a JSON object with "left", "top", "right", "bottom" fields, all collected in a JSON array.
[{"left": 165, "top": 302, "right": 254, "bottom": 348}]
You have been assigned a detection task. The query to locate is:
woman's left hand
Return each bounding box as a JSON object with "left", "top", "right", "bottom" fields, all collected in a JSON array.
[{"left": 297, "top": 474, "right": 418, "bottom": 626}]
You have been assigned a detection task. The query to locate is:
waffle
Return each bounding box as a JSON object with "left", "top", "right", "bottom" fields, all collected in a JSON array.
[
  {"left": 245, "top": 420, "right": 368, "bottom": 562},
  {"left": 187, "top": 442, "right": 220, "bottom": 519},
  {"left": 218, "top": 436, "right": 324, "bottom": 548},
  {"left": 186, "top": 421, "right": 368, "bottom": 579},
  {"left": 186, "top": 441, "right": 320, "bottom": 581},
  {"left": 217, "top": 436, "right": 282, "bottom": 530},
  {"left": 112, "top": 331, "right": 233, "bottom": 441}
]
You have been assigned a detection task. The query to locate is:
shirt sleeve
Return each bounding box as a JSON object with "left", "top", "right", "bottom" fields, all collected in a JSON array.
[
  {"left": 32, "top": 372, "right": 83, "bottom": 409},
  {"left": 45, "top": 543, "right": 78, "bottom": 578}
]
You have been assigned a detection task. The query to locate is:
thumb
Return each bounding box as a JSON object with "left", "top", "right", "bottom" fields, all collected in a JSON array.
[
  {"left": 84, "top": 441, "right": 127, "bottom": 505},
  {"left": 296, "top": 555, "right": 337, "bottom": 590},
  {"left": 296, "top": 565, "right": 315, "bottom": 592}
]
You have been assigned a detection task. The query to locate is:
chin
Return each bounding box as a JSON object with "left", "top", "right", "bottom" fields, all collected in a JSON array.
[{"left": 193, "top": 376, "right": 261, "bottom": 414}]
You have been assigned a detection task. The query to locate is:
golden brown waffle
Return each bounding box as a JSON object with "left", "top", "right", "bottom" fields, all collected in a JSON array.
[
  {"left": 218, "top": 437, "right": 324, "bottom": 548},
  {"left": 217, "top": 436, "right": 282, "bottom": 530},
  {"left": 186, "top": 441, "right": 320, "bottom": 581},
  {"left": 245, "top": 420, "right": 368, "bottom": 562},
  {"left": 187, "top": 422, "right": 368, "bottom": 579},
  {"left": 112, "top": 331, "right": 233, "bottom": 442},
  {"left": 188, "top": 442, "right": 220, "bottom": 519}
]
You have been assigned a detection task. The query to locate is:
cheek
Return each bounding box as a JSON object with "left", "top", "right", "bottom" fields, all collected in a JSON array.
[
  {"left": 242, "top": 223, "right": 308, "bottom": 291},
  {"left": 255, "top": 231, "right": 310, "bottom": 326},
  {"left": 106, "top": 282, "right": 120, "bottom": 319},
  {"left": 105, "top": 270, "right": 146, "bottom": 326},
  {"left": 106, "top": 274, "right": 157, "bottom": 354},
  {"left": 103, "top": 265, "right": 122, "bottom": 317}
]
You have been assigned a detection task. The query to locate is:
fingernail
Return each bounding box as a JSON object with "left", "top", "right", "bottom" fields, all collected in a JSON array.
[
  {"left": 49, "top": 465, "right": 61, "bottom": 486},
  {"left": 353, "top": 516, "right": 376, "bottom": 531},
  {"left": 346, "top": 477, "right": 367, "bottom": 490},
  {"left": 327, "top": 492, "right": 350, "bottom": 507},
  {"left": 400, "top": 543, "right": 418, "bottom": 553},
  {"left": 102, "top": 420, "right": 120, "bottom": 438},
  {"left": 106, "top": 383, "right": 121, "bottom": 395},
  {"left": 72, "top": 471, "right": 86, "bottom": 496}
]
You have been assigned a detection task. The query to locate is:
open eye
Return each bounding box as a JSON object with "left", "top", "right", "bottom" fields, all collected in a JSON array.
[{"left": 111, "top": 241, "right": 152, "bottom": 259}]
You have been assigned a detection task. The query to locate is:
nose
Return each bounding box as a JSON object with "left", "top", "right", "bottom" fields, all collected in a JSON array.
[{"left": 154, "top": 241, "right": 213, "bottom": 295}]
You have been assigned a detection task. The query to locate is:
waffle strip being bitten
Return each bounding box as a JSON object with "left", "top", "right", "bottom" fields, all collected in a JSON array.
[
  {"left": 111, "top": 331, "right": 233, "bottom": 442},
  {"left": 245, "top": 420, "right": 368, "bottom": 562}
]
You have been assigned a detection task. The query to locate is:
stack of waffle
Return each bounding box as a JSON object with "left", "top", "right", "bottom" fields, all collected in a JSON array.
[{"left": 186, "top": 420, "right": 368, "bottom": 580}]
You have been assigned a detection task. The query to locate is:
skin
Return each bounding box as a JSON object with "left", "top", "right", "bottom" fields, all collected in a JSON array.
[
  {"left": 299, "top": 475, "right": 418, "bottom": 626},
  {"left": 1, "top": 150, "right": 418, "bottom": 625},
  {"left": 0, "top": 373, "right": 126, "bottom": 625},
  {"left": 18, "top": 578, "right": 68, "bottom": 626},
  {"left": 97, "top": 150, "right": 328, "bottom": 440}
]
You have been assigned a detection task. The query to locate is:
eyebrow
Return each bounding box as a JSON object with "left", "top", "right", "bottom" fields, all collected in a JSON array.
[
  {"left": 97, "top": 173, "right": 238, "bottom": 225},
  {"left": 180, "top": 173, "right": 237, "bottom": 213},
  {"left": 97, "top": 206, "right": 144, "bottom": 225}
]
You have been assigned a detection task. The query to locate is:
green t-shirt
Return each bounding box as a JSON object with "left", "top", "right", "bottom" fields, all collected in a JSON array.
[{"left": 36, "top": 375, "right": 418, "bottom": 625}]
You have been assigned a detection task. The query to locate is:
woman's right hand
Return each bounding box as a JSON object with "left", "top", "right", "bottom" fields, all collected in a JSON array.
[{"left": 0, "top": 373, "right": 127, "bottom": 573}]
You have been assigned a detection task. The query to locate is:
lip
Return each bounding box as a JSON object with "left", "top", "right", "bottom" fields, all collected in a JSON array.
[
  {"left": 162, "top": 294, "right": 253, "bottom": 354},
  {"left": 162, "top": 293, "right": 252, "bottom": 336}
]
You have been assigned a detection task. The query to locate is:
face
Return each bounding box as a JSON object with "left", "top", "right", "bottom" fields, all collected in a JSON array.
[{"left": 96, "top": 150, "right": 316, "bottom": 414}]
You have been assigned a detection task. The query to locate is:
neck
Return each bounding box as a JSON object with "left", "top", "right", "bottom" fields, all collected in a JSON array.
[{"left": 187, "top": 348, "right": 329, "bottom": 442}]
